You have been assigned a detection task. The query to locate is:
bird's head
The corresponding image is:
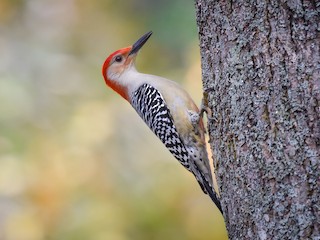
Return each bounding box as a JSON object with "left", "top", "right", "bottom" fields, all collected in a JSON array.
[{"left": 102, "top": 31, "right": 152, "bottom": 100}]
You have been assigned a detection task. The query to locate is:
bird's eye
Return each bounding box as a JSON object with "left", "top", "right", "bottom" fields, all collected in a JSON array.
[{"left": 115, "top": 55, "right": 123, "bottom": 63}]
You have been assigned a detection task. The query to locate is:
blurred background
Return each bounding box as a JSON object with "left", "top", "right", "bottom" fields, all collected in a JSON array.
[{"left": 0, "top": 0, "right": 227, "bottom": 239}]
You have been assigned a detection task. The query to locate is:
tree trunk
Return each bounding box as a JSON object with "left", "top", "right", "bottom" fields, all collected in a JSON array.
[{"left": 195, "top": 0, "right": 320, "bottom": 239}]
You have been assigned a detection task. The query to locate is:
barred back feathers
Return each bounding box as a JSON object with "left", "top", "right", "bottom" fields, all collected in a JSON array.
[{"left": 131, "top": 84, "right": 190, "bottom": 169}]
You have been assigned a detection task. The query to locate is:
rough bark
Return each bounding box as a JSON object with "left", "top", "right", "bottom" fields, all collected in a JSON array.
[{"left": 195, "top": 0, "right": 320, "bottom": 239}]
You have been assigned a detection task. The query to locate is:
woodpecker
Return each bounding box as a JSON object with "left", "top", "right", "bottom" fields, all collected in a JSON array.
[{"left": 102, "top": 31, "right": 222, "bottom": 214}]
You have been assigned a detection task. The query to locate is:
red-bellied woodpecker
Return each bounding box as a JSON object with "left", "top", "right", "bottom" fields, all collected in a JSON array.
[{"left": 102, "top": 31, "right": 222, "bottom": 214}]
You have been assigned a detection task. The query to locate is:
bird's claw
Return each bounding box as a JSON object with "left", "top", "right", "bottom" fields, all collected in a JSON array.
[{"left": 200, "top": 92, "right": 215, "bottom": 121}]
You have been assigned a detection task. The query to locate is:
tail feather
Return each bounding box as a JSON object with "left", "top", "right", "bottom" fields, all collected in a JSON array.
[
  {"left": 201, "top": 176, "right": 223, "bottom": 214},
  {"left": 194, "top": 164, "right": 223, "bottom": 214}
]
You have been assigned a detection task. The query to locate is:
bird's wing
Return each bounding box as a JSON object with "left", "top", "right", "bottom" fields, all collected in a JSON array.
[{"left": 131, "top": 83, "right": 190, "bottom": 169}]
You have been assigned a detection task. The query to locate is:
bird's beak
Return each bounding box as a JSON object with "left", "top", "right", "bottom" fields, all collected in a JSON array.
[{"left": 128, "top": 31, "right": 153, "bottom": 56}]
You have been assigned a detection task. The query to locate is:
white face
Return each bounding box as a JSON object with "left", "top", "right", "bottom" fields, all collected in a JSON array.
[
  {"left": 107, "top": 53, "right": 127, "bottom": 81},
  {"left": 107, "top": 51, "right": 138, "bottom": 81},
  {"left": 106, "top": 52, "right": 141, "bottom": 95}
]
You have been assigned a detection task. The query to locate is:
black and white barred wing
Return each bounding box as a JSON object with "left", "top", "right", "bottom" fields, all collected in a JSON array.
[{"left": 131, "top": 84, "right": 190, "bottom": 169}]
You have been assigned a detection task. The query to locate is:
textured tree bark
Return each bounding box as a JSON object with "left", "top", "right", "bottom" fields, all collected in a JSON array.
[{"left": 195, "top": 0, "right": 320, "bottom": 239}]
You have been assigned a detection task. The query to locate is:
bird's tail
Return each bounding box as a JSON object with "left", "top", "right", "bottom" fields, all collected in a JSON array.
[
  {"left": 194, "top": 157, "right": 223, "bottom": 214},
  {"left": 201, "top": 175, "right": 223, "bottom": 214}
]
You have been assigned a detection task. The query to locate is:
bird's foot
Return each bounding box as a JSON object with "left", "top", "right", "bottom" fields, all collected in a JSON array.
[{"left": 200, "top": 92, "right": 216, "bottom": 122}]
